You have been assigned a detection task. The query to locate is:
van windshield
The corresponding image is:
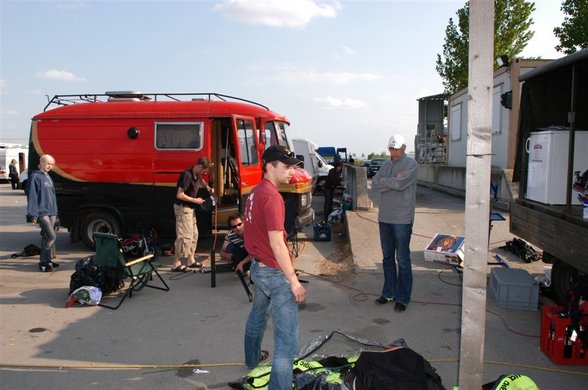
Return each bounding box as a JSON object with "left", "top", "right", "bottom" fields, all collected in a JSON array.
[
  {"left": 316, "top": 152, "right": 330, "bottom": 166},
  {"left": 264, "top": 121, "right": 290, "bottom": 150}
]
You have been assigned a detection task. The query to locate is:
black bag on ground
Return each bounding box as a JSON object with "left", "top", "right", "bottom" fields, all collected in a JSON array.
[
  {"left": 500, "top": 238, "right": 541, "bottom": 263},
  {"left": 351, "top": 347, "right": 445, "bottom": 390},
  {"left": 11, "top": 244, "right": 41, "bottom": 258},
  {"left": 69, "top": 255, "right": 124, "bottom": 295}
]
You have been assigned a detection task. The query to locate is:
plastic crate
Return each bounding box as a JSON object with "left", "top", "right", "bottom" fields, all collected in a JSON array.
[
  {"left": 540, "top": 306, "right": 588, "bottom": 365},
  {"left": 313, "top": 224, "right": 331, "bottom": 242},
  {"left": 489, "top": 268, "right": 538, "bottom": 311}
]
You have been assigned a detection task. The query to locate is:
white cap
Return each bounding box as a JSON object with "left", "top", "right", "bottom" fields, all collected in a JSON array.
[{"left": 388, "top": 134, "right": 406, "bottom": 149}]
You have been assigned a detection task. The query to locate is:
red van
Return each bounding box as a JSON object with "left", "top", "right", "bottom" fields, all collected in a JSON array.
[{"left": 29, "top": 92, "right": 314, "bottom": 248}]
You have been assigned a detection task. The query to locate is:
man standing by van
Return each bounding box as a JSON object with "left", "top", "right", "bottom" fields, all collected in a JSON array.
[
  {"left": 172, "top": 157, "right": 212, "bottom": 272},
  {"left": 242, "top": 145, "right": 306, "bottom": 389},
  {"left": 372, "top": 134, "right": 417, "bottom": 313},
  {"left": 27, "top": 154, "right": 59, "bottom": 272}
]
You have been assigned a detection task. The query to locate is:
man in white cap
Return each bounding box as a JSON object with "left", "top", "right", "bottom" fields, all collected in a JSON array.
[{"left": 371, "top": 134, "right": 418, "bottom": 312}]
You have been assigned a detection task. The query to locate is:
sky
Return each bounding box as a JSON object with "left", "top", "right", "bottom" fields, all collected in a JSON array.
[{"left": 0, "top": 0, "right": 565, "bottom": 158}]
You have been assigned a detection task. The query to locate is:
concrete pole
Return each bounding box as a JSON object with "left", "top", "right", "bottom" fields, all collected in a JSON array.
[{"left": 458, "top": 0, "right": 494, "bottom": 388}]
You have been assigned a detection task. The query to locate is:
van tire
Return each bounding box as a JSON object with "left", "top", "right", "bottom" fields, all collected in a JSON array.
[{"left": 81, "top": 211, "right": 121, "bottom": 250}]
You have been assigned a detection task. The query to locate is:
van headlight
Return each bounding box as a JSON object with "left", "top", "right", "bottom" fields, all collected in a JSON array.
[{"left": 300, "top": 193, "right": 309, "bottom": 207}]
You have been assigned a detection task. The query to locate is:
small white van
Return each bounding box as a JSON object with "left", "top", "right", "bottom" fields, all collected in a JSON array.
[
  {"left": 292, "top": 138, "right": 333, "bottom": 193},
  {"left": 0, "top": 144, "right": 28, "bottom": 182}
]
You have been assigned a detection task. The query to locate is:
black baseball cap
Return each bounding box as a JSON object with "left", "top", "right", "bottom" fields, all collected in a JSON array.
[{"left": 262, "top": 145, "right": 302, "bottom": 166}]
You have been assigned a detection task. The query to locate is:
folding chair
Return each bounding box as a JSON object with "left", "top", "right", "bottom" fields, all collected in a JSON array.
[{"left": 93, "top": 232, "right": 169, "bottom": 310}]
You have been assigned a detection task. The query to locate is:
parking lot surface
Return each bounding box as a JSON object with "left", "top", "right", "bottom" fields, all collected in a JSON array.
[{"left": 1, "top": 183, "right": 587, "bottom": 389}]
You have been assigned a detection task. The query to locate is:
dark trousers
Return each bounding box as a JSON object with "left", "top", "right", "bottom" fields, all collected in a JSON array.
[
  {"left": 38, "top": 215, "right": 57, "bottom": 265},
  {"left": 228, "top": 243, "right": 249, "bottom": 271},
  {"left": 324, "top": 187, "right": 335, "bottom": 219}
]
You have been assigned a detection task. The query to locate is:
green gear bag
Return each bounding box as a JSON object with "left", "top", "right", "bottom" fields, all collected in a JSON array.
[{"left": 241, "top": 356, "right": 356, "bottom": 390}]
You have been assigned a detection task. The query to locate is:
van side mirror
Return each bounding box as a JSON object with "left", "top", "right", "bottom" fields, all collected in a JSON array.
[{"left": 317, "top": 160, "right": 323, "bottom": 168}]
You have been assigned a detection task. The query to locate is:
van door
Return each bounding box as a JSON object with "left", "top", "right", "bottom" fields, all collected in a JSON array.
[{"left": 233, "top": 116, "right": 261, "bottom": 198}]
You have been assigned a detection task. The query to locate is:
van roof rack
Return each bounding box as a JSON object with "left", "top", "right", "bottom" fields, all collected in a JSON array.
[{"left": 43, "top": 92, "right": 269, "bottom": 111}]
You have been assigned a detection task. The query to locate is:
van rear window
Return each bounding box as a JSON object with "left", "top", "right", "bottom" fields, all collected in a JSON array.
[{"left": 155, "top": 122, "right": 203, "bottom": 150}]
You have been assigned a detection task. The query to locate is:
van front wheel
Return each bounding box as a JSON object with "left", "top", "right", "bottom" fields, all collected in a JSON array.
[{"left": 81, "top": 211, "right": 121, "bottom": 250}]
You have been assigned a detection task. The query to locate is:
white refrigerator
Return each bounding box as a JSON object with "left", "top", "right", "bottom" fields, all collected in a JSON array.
[{"left": 526, "top": 128, "right": 588, "bottom": 205}]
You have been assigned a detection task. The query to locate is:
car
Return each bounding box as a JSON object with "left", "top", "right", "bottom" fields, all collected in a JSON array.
[{"left": 367, "top": 158, "right": 386, "bottom": 178}]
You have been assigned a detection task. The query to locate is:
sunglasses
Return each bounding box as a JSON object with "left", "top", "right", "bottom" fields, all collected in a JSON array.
[
  {"left": 231, "top": 222, "right": 243, "bottom": 229},
  {"left": 283, "top": 151, "right": 295, "bottom": 158}
]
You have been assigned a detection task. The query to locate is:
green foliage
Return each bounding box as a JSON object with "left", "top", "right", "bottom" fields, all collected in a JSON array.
[
  {"left": 367, "top": 153, "right": 388, "bottom": 160},
  {"left": 554, "top": 0, "right": 588, "bottom": 54},
  {"left": 436, "top": 0, "right": 535, "bottom": 95}
]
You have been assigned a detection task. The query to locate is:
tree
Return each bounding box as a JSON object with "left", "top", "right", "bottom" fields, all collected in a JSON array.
[
  {"left": 554, "top": 0, "right": 588, "bottom": 54},
  {"left": 436, "top": 0, "right": 535, "bottom": 95}
]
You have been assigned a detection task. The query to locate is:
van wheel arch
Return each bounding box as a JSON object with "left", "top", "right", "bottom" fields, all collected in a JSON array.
[{"left": 81, "top": 211, "right": 122, "bottom": 250}]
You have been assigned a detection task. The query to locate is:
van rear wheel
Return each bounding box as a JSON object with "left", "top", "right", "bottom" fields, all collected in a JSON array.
[{"left": 81, "top": 211, "right": 121, "bottom": 250}]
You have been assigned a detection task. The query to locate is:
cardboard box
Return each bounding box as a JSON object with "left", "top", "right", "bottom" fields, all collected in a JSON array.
[{"left": 424, "top": 234, "right": 465, "bottom": 265}]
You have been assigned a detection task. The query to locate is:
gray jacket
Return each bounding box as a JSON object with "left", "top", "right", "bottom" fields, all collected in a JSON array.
[{"left": 371, "top": 156, "right": 417, "bottom": 224}]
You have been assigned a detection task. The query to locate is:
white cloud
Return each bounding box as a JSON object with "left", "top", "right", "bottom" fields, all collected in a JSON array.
[
  {"left": 213, "top": 0, "right": 341, "bottom": 28},
  {"left": 333, "top": 45, "right": 357, "bottom": 59},
  {"left": 34, "top": 70, "right": 86, "bottom": 82},
  {"left": 312, "top": 96, "right": 366, "bottom": 109},
  {"left": 342, "top": 46, "right": 356, "bottom": 55},
  {"left": 266, "top": 65, "right": 380, "bottom": 84}
]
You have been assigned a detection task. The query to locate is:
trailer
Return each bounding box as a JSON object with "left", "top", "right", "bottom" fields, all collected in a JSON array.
[{"left": 511, "top": 49, "right": 588, "bottom": 304}]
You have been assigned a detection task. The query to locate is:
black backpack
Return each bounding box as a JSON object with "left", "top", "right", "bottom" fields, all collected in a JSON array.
[
  {"left": 10, "top": 244, "right": 41, "bottom": 258},
  {"left": 69, "top": 255, "right": 124, "bottom": 295},
  {"left": 351, "top": 347, "right": 445, "bottom": 390}
]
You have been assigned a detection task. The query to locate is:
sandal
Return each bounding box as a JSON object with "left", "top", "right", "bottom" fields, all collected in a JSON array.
[
  {"left": 187, "top": 261, "right": 202, "bottom": 268},
  {"left": 171, "top": 265, "right": 189, "bottom": 272},
  {"left": 259, "top": 350, "right": 269, "bottom": 362}
]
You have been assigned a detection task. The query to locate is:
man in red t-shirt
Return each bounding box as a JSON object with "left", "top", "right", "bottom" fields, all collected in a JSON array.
[{"left": 242, "top": 145, "right": 306, "bottom": 389}]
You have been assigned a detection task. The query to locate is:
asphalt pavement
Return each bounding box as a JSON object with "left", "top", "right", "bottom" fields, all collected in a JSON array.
[{"left": 1, "top": 183, "right": 587, "bottom": 389}]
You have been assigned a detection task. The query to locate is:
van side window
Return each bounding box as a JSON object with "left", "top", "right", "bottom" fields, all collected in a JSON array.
[
  {"left": 237, "top": 119, "right": 258, "bottom": 166},
  {"left": 155, "top": 122, "right": 203, "bottom": 150}
]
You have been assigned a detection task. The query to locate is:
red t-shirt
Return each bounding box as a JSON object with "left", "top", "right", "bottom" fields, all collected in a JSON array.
[{"left": 243, "top": 179, "right": 289, "bottom": 269}]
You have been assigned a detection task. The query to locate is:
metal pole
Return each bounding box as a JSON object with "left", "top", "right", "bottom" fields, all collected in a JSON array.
[{"left": 458, "top": 0, "right": 494, "bottom": 388}]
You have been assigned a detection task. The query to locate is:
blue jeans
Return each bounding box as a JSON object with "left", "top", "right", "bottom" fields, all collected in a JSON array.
[
  {"left": 38, "top": 215, "right": 57, "bottom": 265},
  {"left": 244, "top": 261, "right": 299, "bottom": 390},
  {"left": 379, "top": 222, "right": 413, "bottom": 304}
]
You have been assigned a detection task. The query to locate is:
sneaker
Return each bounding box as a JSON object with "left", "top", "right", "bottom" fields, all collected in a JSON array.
[
  {"left": 375, "top": 296, "right": 394, "bottom": 304},
  {"left": 394, "top": 302, "right": 407, "bottom": 313},
  {"left": 50, "top": 261, "right": 60, "bottom": 268},
  {"left": 39, "top": 264, "right": 53, "bottom": 273}
]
